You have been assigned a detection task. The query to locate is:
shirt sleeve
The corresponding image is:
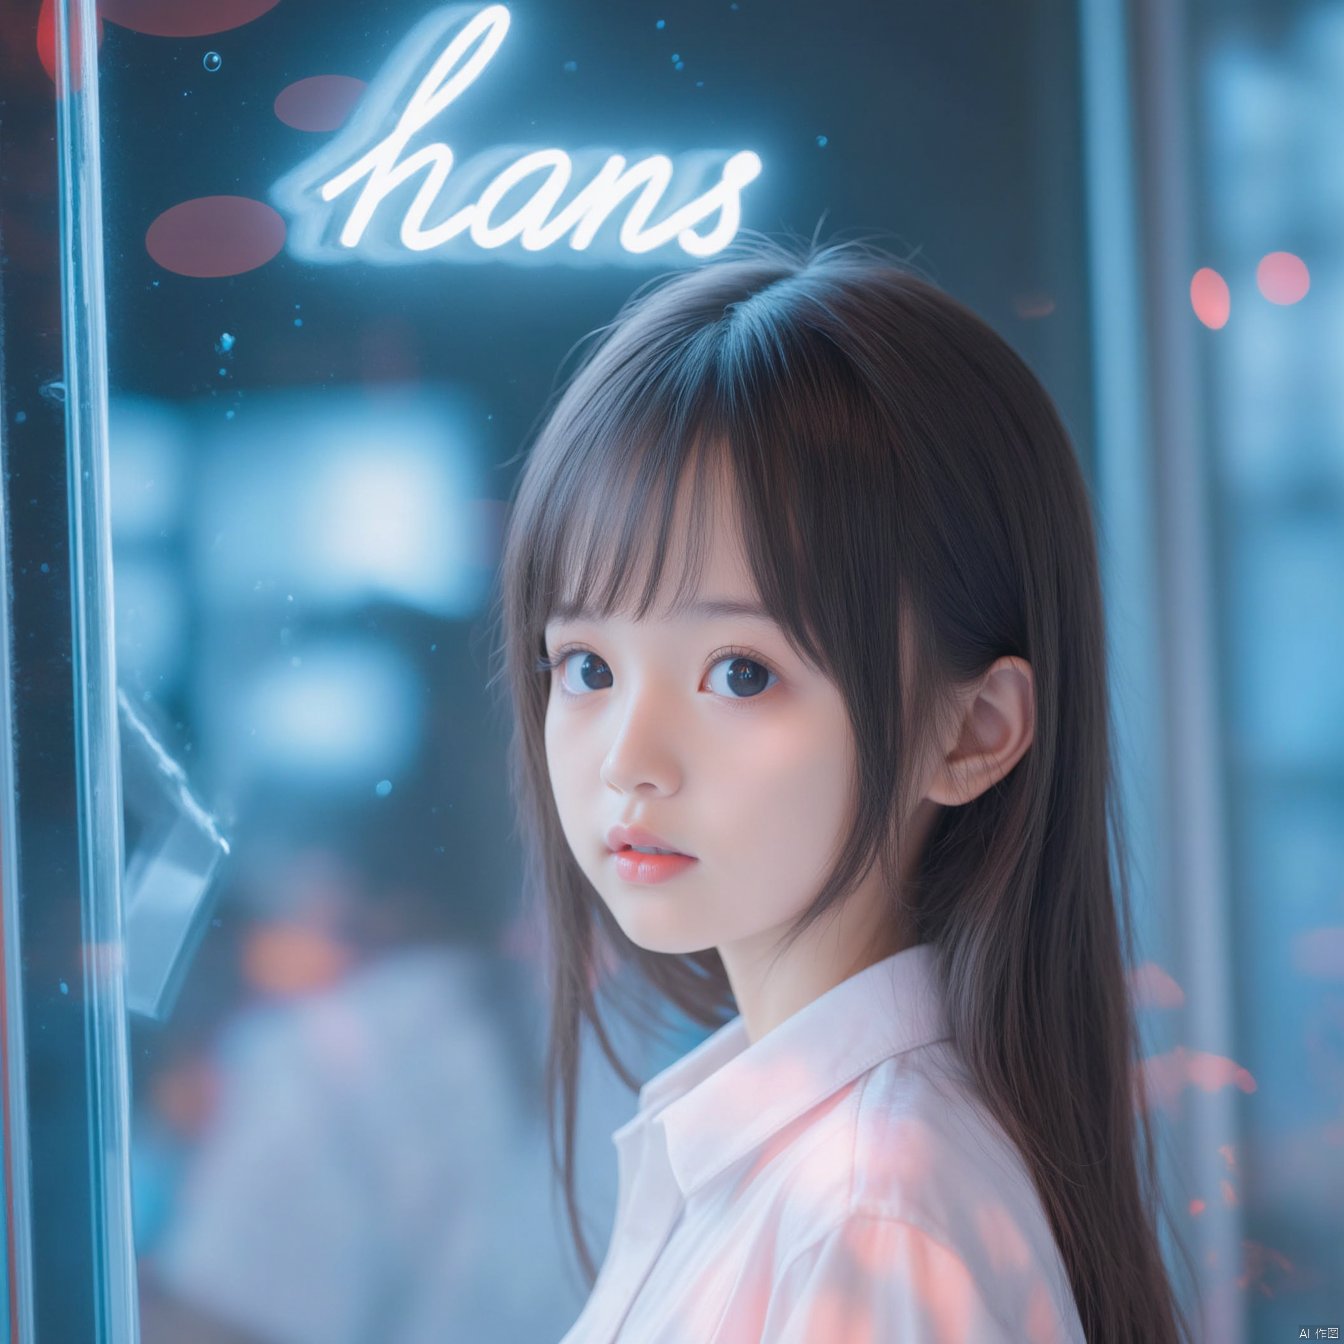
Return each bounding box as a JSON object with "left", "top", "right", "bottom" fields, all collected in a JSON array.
[{"left": 760, "top": 1213, "right": 1018, "bottom": 1344}]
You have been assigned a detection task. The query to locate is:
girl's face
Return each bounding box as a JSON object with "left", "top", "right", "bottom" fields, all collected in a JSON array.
[{"left": 542, "top": 461, "right": 911, "bottom": 1024}]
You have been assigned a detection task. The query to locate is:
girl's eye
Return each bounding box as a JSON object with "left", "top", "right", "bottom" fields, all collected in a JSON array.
[
  {"left": 541, "top": 647, "right": 779, "bottom": 702},
  {"left": 705, "top": 653, "right": 778, "bottom": 700}
]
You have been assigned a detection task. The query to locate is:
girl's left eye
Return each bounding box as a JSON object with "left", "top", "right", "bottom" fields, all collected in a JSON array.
[
  {"left": 539, "top": 646, "right": 779, "bottom": 702},
  {"left": 704, "top": 651, "right": 779, "bottom": 700}
]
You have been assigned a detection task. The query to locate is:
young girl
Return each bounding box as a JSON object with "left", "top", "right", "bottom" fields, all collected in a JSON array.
[{"left": 490, "top": 239, "right": 1194, "bottom": 1342}]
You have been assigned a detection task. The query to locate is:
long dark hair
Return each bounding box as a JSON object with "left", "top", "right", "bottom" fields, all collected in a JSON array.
[{"left": 487, "top": 237, "right": 1195, "bottom": 1342}]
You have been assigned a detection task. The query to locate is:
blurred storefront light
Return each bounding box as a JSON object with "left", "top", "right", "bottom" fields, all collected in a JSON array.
[
  {"left": 225, "top": 640, "right": 424, "bottom": 785},
  {"left": 194, "top": 387, "right": 491, "bottom": 617}
]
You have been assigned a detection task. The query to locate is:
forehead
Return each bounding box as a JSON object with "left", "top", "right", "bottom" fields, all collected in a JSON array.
[{"left": 549, "top": 444, "right": 759, "bottom": 626}]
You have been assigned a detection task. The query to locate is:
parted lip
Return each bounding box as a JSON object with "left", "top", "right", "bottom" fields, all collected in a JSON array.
[{"left": 605, "top": 823, "right": 694, "bottom": 857}]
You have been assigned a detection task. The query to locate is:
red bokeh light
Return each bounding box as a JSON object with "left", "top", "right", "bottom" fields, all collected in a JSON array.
[
  {"left": 1137, "top": 1045, "right": 1257, "bottom": 1113},
  {"left": 145, "top": 195, "right": 286, "bottom": 277},
  {"left": 36, "top": 0, "right": 103, "bottom": 92},
  {"left": 274, "top": 75, "right": 367, "bottom": 132},
  {"left": 1130, "top": 960, "right": 1186, "bottom": 1009},
  {"left": 1256, "top": 251, "right": 1310, "bottom": 305},
  {"left": 99, "top": 0, "right": 282, "bottom": 38},
  {"left": 242, "top": 922, "right": 355, "bottom": 997},
  {"left": 1190, "top": 267, "right": 1231, "bottom": 329}
]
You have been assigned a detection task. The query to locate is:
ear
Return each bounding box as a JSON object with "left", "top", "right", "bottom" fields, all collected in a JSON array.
[{"left": 924, "top": 656, "right": 1035, "bottom": 806}]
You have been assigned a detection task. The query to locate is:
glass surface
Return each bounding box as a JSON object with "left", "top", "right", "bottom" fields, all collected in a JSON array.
[
  {"left": 2, "top": 0, "right": 142, "bottom": 1336},
  {"left": 86, "top": 3, "right": 1096, "bottom": 1340},
  {"left": 1188, "top": 0, "right": 1344, "bottom": 1335},
  {"left": 5, "top": 0, "right": 1328, "bottom": 1334}
]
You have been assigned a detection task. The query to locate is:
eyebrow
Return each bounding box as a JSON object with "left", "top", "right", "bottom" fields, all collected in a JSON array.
[{"left": 547, "top": 596, "right": 775, "bottom": 624}]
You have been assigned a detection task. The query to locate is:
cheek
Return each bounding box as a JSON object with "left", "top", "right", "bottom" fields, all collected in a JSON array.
[
  {"left": 710, "top": 714, "right": 854, "bottom": 875},
  {"left": 544, "top": 705, "right": 595, "bottom": 838},
  {"left": 543, "top": 703, "right": 574, "bottom": 802}
]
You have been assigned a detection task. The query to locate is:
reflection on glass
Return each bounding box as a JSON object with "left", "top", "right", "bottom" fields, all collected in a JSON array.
[
  {"left": 1194, "top": 0, "right": 1344, "bottom": 1334},
  {"left": 108, "top": 386, "right": 592, "bottom": 1341},
  {"left": 86, "top": 0, "right": 1104, "bottom": 1338},
  {"left": 120, "top": 688, "right": 230, "bottom": 1022}
]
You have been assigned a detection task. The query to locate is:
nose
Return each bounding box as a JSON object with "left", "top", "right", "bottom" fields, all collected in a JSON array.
[{"left": 598, "top": 690, "right": 682, "bottom": 796}]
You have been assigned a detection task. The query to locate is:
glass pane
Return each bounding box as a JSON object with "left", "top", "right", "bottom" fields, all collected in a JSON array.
[
  {"left": 1189, "top": 0, "right": 1344, "bottom": 1335},
  {"left": 3, "top": 0, "right": 139, "bottom": 1335},
  {"left": 87, "top": 3, "right": 1095, "bottom": 1341}
]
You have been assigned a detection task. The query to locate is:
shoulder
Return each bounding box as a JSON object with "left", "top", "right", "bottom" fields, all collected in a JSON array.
[
  {"left": 849, "top": 1040, "right": 1047, "bottom": 1227},
  {"left": 762, "top": 1210, "right": 1082, "bottom": 1344},
  {"left": 767, "top": 1041, "right": 1015, "bottom": 1236},
  {"left": 767, "top": 1042, "right": 1083, "bottom": 1342}
]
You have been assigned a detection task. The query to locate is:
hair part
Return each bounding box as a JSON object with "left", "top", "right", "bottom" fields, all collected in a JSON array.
[{"left": 488, "top": 235, "right": 1196, "bottom": 1342}]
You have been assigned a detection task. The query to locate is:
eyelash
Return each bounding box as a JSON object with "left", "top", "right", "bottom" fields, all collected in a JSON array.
[{"left": 534, "top": 643, "right": 781, "bottom": 705}]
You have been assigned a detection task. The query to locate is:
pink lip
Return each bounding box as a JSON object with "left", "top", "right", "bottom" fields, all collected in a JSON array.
[
  {"left": 605, "top": 822, "right": 694, "bottom": 857},
  {"left": 611, "top": 850, "right": 698, "bottom": 884}
]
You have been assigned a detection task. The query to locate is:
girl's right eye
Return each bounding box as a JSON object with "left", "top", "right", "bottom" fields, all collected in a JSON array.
[{"left": 547, "top": 648, "right": 612, "bottom": 697}]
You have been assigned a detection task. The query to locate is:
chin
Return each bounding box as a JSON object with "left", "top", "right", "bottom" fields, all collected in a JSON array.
[{"left": 610, "top": 910, "right": 717, "bottom": 958}]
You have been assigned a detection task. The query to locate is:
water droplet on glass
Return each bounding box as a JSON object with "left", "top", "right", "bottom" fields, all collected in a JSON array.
[
  {"left": 375, "top": 779, "right": 393, "bottom": 798},
  {"left": 203, "top": 51, "right": 222, "bottom": 72},
  {"left": 563, "top": 59, "right": 577, "bottom": 72},
  {"left": 293, "top": 317, "right": 303, "bottom": 328},
  {"left": 40, "top": 380, "right": 67, "bottom": 403},
  {"left": 59, "top": 981, "right": 69, "bottom": 995},
  {"left": 656, "top": 18, "right": 665, "bottom": 28},
  {"left": 816, "top": 134, "right": 829, "bottom": 147},
  {"left": 218, "top": 331, "right": 235, "bottom": 352}
]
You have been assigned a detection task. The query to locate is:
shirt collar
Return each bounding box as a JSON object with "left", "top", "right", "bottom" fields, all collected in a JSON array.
[{"left": 616, "top": 942, "right": 953, "bottom": 1199}]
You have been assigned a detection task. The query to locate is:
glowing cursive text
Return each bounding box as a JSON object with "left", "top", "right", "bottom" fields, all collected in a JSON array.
[{"left": 272, "top": 4, "right": 763, "bottom": 265}]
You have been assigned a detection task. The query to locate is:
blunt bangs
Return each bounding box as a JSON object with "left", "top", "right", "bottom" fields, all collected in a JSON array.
[{"left": 509, "top": 278, "right": 914, "bottom": 693}]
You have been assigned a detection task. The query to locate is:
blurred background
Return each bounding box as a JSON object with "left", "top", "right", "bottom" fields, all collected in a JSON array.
[{"left": 0, "top": 0, "right": 1340, "bottom": 1340}]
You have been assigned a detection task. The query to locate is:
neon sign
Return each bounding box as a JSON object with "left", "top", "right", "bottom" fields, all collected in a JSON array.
[{"left": 272, "top": 4, "right": 763, "bottom": 265}]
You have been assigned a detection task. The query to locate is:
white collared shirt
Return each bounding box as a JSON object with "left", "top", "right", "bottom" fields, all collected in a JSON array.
[{"left": 558, "top": 942, "right": 1086, "bottom": 1343}]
